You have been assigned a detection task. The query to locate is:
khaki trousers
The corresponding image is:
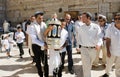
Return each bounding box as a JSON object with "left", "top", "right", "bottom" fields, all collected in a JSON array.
[
  {"left": 81, "top": 47, "right": 97, "bottom": 77},
  {"left": 115, "top": 56, "right": 120, "bottom": 77},
  {"left": 93, "top": 45, "right": 107, "bottom": 66},
  {"left": 105, "top": 55, "right": 116, "bottom": 75}
]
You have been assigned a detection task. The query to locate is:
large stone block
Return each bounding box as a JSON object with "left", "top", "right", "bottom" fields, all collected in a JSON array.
[
  {"left": 2, "top": 0, "right": 119, "bottom": 23},
  {"left": 104, "top": 0, "right": 120, "bottom": 2}
]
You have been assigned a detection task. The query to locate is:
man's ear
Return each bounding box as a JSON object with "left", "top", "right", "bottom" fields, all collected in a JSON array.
[{"left": 88, "top": 17, "right": 91, "bottom": 20}]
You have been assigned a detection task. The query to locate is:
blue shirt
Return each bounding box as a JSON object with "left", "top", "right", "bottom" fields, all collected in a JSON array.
[{"left": 65, "top": 21, "right": 74, "bottom": 45}]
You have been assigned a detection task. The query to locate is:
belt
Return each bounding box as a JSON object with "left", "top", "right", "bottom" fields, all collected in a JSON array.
[
  {"left": 82, "top": 46, "right": 95, "bottom": 49},
  {"left": 79, "top": 45, "right": 81, "bottom": 48}
]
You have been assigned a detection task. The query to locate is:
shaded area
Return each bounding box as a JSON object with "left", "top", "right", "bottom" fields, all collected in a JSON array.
[
  {"left": 15, "top": 57, "right": 32, "bottom": 62},
  {"left": 0, "top": 63, "right": 37, "bottom": 77}
]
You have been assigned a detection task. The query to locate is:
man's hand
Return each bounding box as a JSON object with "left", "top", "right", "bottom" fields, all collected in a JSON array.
[
  {"left": 95, "top": 45, "right": 101, "bottom": 51},
  {"left": 54, "top": 46, "right": 64, "bottom": 51},
  {"left": 107, "top": 51, "right": 111, "bottom": 58},
  {"left": 76, "top": 48, "right": 80, "bottom": 52},
  {"left": 44, "top": 42, "right": 48, "bottom": 50}
]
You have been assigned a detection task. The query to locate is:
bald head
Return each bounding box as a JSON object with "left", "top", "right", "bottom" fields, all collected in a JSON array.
[
  {"left": 65, "top": 13, "right": 71, "bottom": 23},
  {"left": 65, "top": 13, "right": 71, "bottom": 18}
]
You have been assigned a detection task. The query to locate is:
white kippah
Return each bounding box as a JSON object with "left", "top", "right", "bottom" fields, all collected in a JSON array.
[
  {"left": 98, "top": 14, "right": 106, "bottom": 19},
  {"left": 34, "top": 11, "right": 44, "bottom": 16},
  {"left": 3, "top": 34, "right": 8, "bottom": 38}
]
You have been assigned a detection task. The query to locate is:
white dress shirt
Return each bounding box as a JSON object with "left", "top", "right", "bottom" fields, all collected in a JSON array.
[
  {"left": 3, "top": 21, "right": 10, "bottom": 32},
  {"left": 26, "top": 25, "right": 34, "bottom": 56},
  {"left": 15, "top": 31, "right": 25, "bottom": 43},
  {"left": 77, "top": 22, "right": 102, "bottom": 47},
  {"left": 60, "top": 28, "right": 68, "bottom": 53},
  {"left": 105, "top": 24, "right": 120, "bottom": 56},
  {"left": 27, "top": 21, "right": 47, "bottom": 47}
]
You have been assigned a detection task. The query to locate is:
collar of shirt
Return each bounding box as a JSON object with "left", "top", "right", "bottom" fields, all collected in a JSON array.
[{"left": 34, "top": 21, "right": 42, "bottom": 26}]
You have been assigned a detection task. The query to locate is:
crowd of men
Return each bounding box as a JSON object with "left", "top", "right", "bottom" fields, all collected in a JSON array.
[{"left": 1, "top": 11, "right": 120, "bottom": 77}]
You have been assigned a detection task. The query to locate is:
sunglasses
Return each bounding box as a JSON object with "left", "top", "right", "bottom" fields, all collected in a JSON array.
[
  {"left": 114, "top": 18, "right": 120, "bottom": 20},
  {"left": 66, "top": 18, "right": 70, "bottom": 20},
  {"left": 98, "top": 20, "right": 104, "bottom": 22}
]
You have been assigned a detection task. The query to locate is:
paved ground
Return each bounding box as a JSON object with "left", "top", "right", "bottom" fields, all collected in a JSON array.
[{"left": 0, "top": 46, "right": 116, "bottom": 77}]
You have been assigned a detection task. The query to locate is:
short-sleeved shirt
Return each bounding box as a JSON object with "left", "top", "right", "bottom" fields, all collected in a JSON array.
[
  {"left": 60, "top": 28, "right": 68, "bottom": 53},
  {"left": 15, "top": 31, "right": 25, "bottom": 43},
  {"left": 3, "top": 39, "right": 10, "bottom": 50},
  {"left": 105, "top": 24, "right": 120, "bottom": 56}
]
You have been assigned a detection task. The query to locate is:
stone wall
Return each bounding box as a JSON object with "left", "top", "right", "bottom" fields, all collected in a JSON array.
[
  {"left": 0, "top": 0, "right": 6, "bottom": 25},
  {"left": 5, "top": 0, "right": 120, "bottom": 24}
]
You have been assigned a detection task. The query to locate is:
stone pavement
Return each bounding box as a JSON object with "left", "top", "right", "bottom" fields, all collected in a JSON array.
[{"left": 0, "top": 46, "right": 116, "bottom": 77}]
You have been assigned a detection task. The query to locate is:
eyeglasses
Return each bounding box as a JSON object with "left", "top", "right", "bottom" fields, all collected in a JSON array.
[
  {"left": 114, "top": 18, "right": 120, "bottom": 20},
  {"left": 98, "top": 20, "right": 104, "bottom": 22},
  {"left": 66, "top": 19, "right": 70, "bottom": 20}
]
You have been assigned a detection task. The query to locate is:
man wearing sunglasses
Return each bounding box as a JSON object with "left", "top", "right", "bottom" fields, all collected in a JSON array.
[
  {"left": 105, "top": 13, "right": 120, "bottom": 77},
  {"left": 64, "top": 14, "right": 74, "bottom": 74},
  {"left": 93, "top": 14, "right": 108, "bottom": 68}
]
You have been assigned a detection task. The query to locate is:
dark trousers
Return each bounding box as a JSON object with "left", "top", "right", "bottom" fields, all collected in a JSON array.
[
  {"left": 53, "top": 65, "right": 62, "bottom": 77},
  {"left": 17, "top": 43, "right": 24, "bottom": 56},
  {"left": 60, "top": 52, "right": 66, "bottom": 68},
  {"left": 66, "top": 45, "right": 73, "bottom": 71},
  {"left": 73, "top": 35, "right": 77, "bottom": 48},
  {"left": 32, "top": 44, "right": 48, "bottom": 77},
  {"left": 28, "top": 49, "right": 35, "bottom": 62}
]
